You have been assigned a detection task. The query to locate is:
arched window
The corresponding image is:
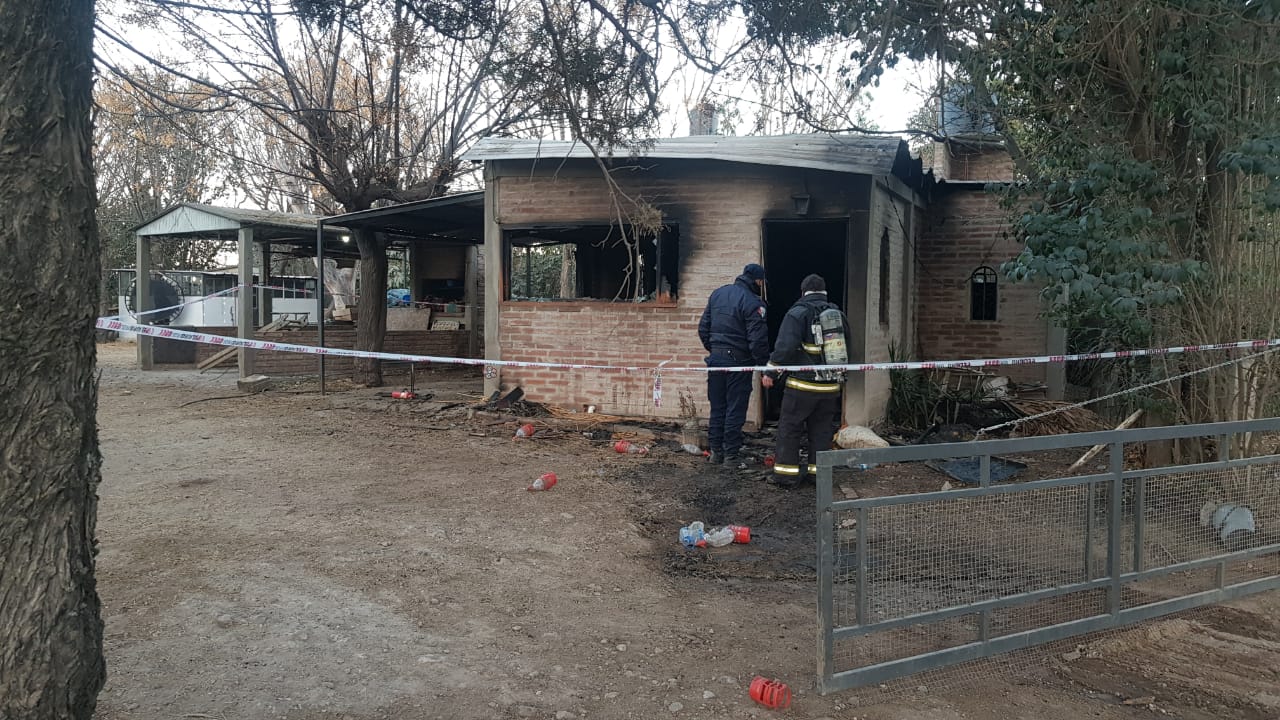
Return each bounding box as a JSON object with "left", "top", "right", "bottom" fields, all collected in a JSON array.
[
  {"left": 878, "top": 229, "right": 891, "bottom": 326},
  {"left": 970, "top": 266, "right": 998, "bottom": 321}
]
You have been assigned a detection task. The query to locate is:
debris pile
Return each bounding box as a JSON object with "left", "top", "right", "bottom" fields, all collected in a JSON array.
[{"left": 1000, "top": 399, "right": 1108, "bottom": 436}]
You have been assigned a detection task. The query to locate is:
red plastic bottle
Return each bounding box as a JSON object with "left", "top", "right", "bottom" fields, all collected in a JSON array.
[
  {"left": 514, "top": 423, "right": 536, "bottom": 438},
  {"left": 613, "top": 440, "right": 649, "bottom": 455},
  {"left": 527, "top": 472, "right": 557, "bottom": 491},
  {"left": 749, "top": 676, "right": 791, "bottom": 710}
]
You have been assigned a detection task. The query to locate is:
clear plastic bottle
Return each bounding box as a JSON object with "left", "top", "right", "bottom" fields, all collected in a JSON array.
[
  {"left": 614, "top": 440, "right": 649, "bottom": 455},
  {"left": 679, "top": 521, "right": 706, "bottom": 548},
  {"left": 681, "top": 443, "right": 702, "bottom": 455},
  {"left": 704, "top": 527, "right": 734, "bottom": 547}
]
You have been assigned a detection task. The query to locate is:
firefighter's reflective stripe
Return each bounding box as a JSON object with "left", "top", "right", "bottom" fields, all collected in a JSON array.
[
  {"left": 768, "top": 466, "right": 819, "bottom": 476},
  {"left": 785, "top": 376, "right": 842, "bottom": 393},
  {"left": 802, "top": 343, "right": 824, "bottom": 355}
]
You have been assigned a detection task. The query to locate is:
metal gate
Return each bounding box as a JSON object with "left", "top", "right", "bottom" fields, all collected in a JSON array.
[{"left": 816, "top": 418, "right": 1280, "bottom": 694}]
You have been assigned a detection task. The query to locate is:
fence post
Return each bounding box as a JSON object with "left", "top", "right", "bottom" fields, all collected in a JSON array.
[
  {"left": 816, "top": 454, "right": 836, "bottom": 693},
  {"left": 1133, "top": 474, "right": 1146, "bottom": 573},
  {"left": 1108, "top": 442, "right": 1124, "bottom": 614},
  {"left": 1084, "top": 482, "right": 1095, "bottom": 581}
]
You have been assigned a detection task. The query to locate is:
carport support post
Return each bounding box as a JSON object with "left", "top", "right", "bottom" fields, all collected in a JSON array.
[
  {"left": 465, "top": 245, "right": 479, "bottom": 357},
  {"left": 135, "top": 232, "right": 153, "bottom": 370},
  {"left": 315, "top": 220, "right": 326, "bottom": 396},
  {"left": 482, "top": 163, "right": 502, "bottom": 397},
  {"left": 237, "top": 226, "right": 255, "bottom": 377},
  {"left": 257, "top": 242, "right": 273, "bottom": 326}
]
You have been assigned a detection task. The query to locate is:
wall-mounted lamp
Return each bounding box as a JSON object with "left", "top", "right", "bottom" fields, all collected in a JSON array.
[{"left": 791, "top": 193, "right": 811, "bottom": 216}]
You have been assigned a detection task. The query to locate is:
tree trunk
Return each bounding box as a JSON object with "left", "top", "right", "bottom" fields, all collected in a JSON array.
[
  {"left": 0, "top": 0, "right": 107, "bottom": 718},
  {"left": 354, "top": 227, "right": 388, "bottom": 386}
]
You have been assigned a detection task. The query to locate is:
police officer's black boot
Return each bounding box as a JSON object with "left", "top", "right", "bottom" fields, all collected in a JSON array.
[{"left": 722, "top": 452, "right": 748, "bottom": 471}]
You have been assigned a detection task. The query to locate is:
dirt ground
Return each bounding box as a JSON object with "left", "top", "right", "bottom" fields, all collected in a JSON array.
[{"left": 91, "top": 342, "right": 1280, "bottom": 720}]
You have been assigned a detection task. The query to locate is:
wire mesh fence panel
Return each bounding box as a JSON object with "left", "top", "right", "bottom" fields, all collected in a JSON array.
[
  {"left": 833, "top": 614, "right": 982, "bottom": 672},
  {"left": 816, "top": 418, "right": 1280, "bottom": 695}
]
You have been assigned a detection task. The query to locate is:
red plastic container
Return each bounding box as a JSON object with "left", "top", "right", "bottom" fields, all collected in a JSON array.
[
  {"left": 391, "top": 390, "right": 416, "bottom": 399},
  {"left": 749, "top": 676, "right": 791, "bottom": 710},
  {"left": 527, "top": 472, "right": 557, "bottom": 491},
  {"left": 613, "top": 440, "right": 649, "bottom": 455},
  {"left": 729, "top": 525, "right": 751, "bottom": 544},
  {"left": 763, "top": 454, "right": 775, "bottom": 468},
  {"left": 515, "top": 423, "right": 536, "bottom": 438}
]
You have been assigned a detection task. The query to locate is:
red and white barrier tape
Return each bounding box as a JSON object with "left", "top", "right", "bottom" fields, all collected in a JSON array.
[
  {"left": 113, "top": 285, "right": 245, "bottom": 320},
  {"left": 96, "top": 316, "right": 1280, "bottom": 374},
  {"left": 113, "top": 283, "right": 315, "bottom": 322},
  {"left": 254, "top": 284, "right": 315, "bottom": 296}
]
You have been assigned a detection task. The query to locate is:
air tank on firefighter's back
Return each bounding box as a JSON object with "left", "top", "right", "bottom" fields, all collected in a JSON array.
[{"left": 818, "top": 308, "right": 848, "bottom": 366}]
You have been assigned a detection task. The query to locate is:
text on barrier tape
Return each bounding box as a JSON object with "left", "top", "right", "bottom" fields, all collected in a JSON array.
[{"left": 98, "top": 317, "right": 1280, "bottom": 375}]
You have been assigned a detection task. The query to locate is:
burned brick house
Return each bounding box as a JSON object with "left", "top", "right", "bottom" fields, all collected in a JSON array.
[
  {"left": 465, "top": 133, "right": 1061, "bottom": 427},
  {"left": 125, "top": 134, "right": 1059, "bottom": 423}
]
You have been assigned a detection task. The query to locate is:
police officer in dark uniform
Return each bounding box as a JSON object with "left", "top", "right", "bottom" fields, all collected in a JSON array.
[
  {"left": 763, "top": 274, "right": 848, "bottom": 487},
  {"left": 698, "top": 263, "right": 769, "bottom": 467}
]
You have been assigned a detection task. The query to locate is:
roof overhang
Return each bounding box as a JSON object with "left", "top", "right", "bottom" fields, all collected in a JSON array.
[
  {"left": 464, "top": 134, "right": 933, "bottom": 190},
  {"left": 322, "top": 191, "right": 485, "bottom": 245},
  {"left": 133, "top": 203, "right": 347, "bottom": 245}
]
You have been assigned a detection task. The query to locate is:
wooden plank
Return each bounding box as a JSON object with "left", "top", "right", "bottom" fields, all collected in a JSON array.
[
  {"left": 1067, "top": 409, "right": 1144, "bottom": 473},
  {"left": 198, "top": 316, "right": 290, "bottom": 373},
  {"left": 197, "top": 345, "right": 238, "bottom": 372}
]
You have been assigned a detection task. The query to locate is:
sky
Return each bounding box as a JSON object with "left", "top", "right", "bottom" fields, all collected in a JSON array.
[
  {"left": 661, "top": 62, "right": 926, "bottom": 139},
  {"left": 97, "top": 3, "right": 926, "bottom": 143}
]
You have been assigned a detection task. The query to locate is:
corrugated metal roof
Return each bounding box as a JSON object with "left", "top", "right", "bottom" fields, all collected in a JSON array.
[
  {"left": 464, "top": 134, "right": 929, "bottom": 183},
  {"left": 184, "top": 203, "right": 328, "bottom": 229},
  {"left": 323, "top": 191, "right": 485, "bottom": 242},
  {"left": 133, "top": 203, "right": 331, "bottom": 237}
]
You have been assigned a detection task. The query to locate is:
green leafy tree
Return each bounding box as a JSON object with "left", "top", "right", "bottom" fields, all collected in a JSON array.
[
  {"left": 991, "top": 2, "right": 1280, "bottom": 426},
  {"left": 736, "top": 0, "right": 1280, "bottom": 426}
]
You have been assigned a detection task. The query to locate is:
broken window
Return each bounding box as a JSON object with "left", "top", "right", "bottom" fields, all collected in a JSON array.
[
  {"left": 970, "top": 266, "right": 998, "bottom": 321},
  {"left": 505, "top": 224, "right": 679, "bottom": 302}
]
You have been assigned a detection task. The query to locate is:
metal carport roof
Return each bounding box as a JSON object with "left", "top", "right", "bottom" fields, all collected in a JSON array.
[{"left": 321, "top": 191, "right": 485, "bottom": 244}]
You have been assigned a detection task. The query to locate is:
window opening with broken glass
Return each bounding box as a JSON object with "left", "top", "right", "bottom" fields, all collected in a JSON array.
[{"left": 505, "top": 224, "right": 679, "bottom": 302}]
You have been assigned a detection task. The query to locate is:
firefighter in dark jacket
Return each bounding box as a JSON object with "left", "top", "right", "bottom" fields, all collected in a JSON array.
[
  {"left": 763, "top": 274, "right": 848, "bottom": 487},
  {"left": 698, "top": 263, "right": 770, "bottom": 467}
]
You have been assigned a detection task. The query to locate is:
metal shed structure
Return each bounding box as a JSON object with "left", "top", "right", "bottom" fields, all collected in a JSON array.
[
  {"left": 318, "top": 191, "right": 486, "bottom": 386},
  {"left": 130, "top": 195, "right": 488, "bottom": 384},
  {"left": 131, "top": 203, "right": 350, "bottom": 375}
]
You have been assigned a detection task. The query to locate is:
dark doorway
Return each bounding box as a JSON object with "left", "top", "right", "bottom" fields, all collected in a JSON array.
[{"left": 761, "top": 219, "right": 849, "bottom": 423}]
